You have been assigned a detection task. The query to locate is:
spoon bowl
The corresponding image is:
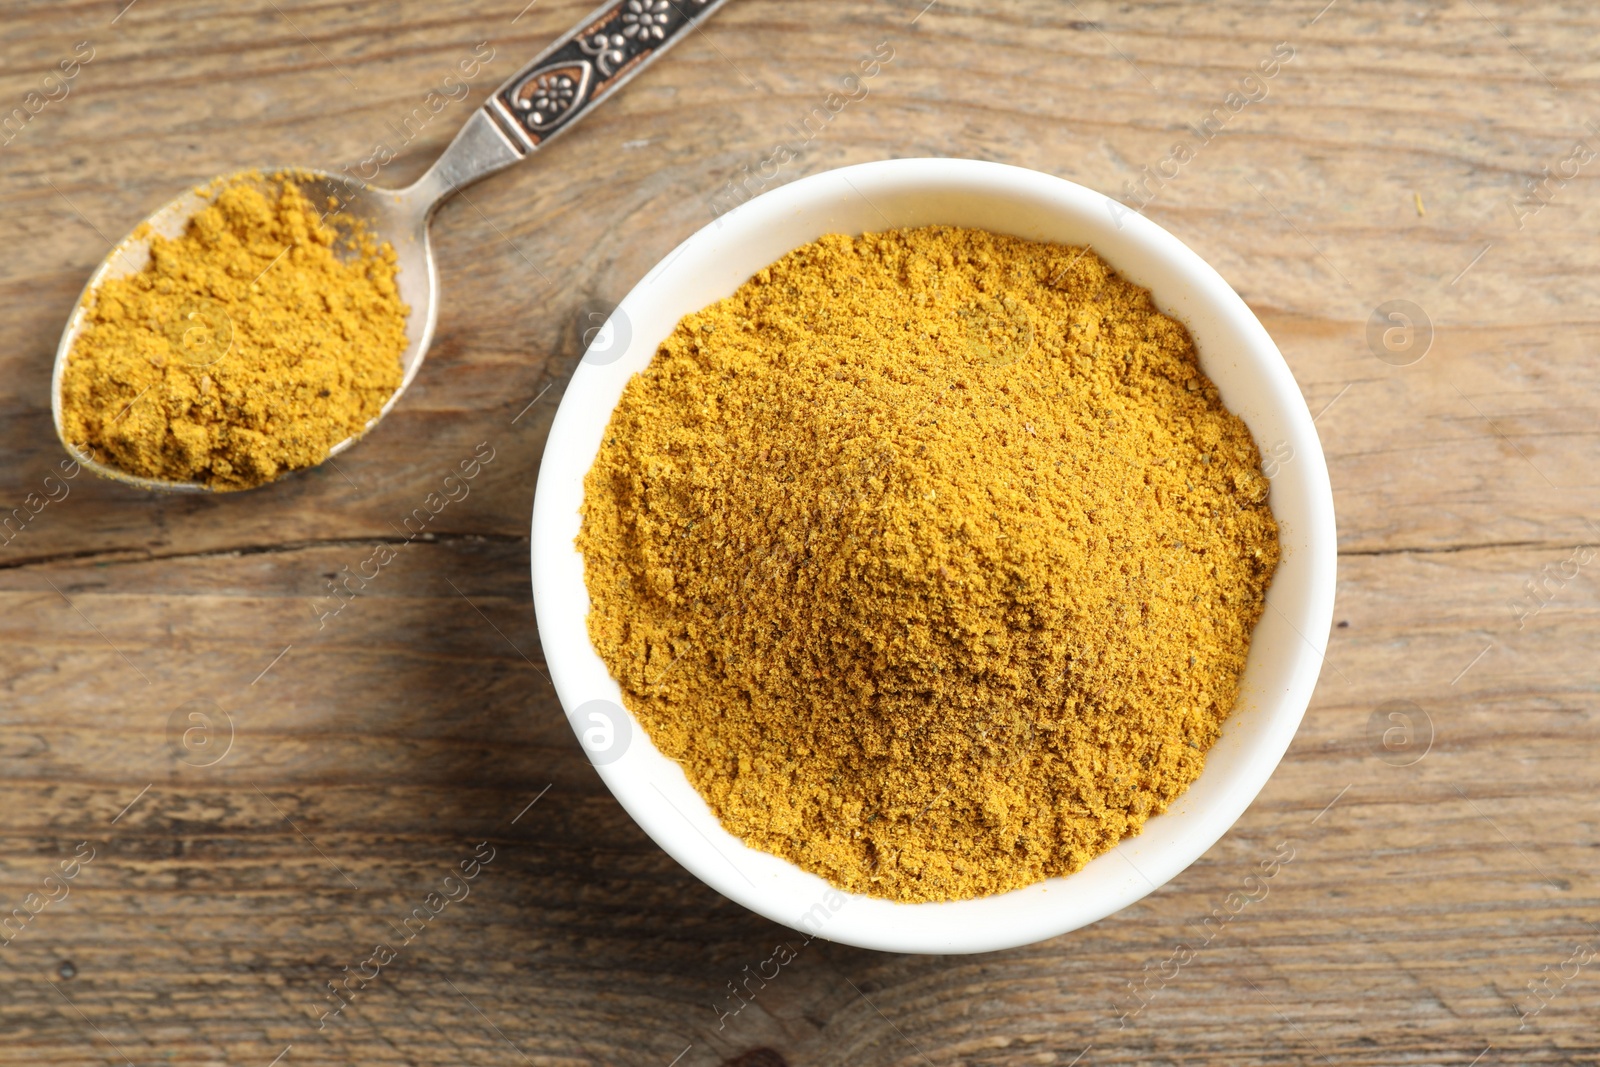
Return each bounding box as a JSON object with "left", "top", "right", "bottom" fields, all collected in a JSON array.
[{"left": 50, "top": 168, "right": 439, "bottom": 492}]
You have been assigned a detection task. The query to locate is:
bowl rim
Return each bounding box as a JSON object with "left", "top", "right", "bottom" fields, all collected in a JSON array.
[{"left": 530, "top": 156, "right": 1337, "bottom": 954}]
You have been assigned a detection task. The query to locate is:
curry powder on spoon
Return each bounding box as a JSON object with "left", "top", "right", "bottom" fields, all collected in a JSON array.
[
  {"left": 59, "top": 171, "right": 407, "bottom": 490},
  {"left": 579, "top": 226, "right": 1280, "bottom": 903}
]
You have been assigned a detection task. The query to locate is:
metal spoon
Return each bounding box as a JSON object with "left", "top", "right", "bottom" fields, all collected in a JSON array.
[{"left": 52, "top": 0, "right": 730, "bottom": 492}]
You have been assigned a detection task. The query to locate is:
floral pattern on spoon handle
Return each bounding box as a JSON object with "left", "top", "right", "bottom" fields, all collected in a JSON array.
[{"left": 490, "top": 0, "right": 732, "bottom": 148}]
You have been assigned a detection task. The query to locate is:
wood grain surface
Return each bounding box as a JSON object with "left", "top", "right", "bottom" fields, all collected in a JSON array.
[{"left": 3, "top": 1, "right": 1599, "bottom": 1064}]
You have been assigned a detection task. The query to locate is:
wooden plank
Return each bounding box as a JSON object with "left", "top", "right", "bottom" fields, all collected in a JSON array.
[{"left": 2, "top": 1, "right": 1599, "bottom": 1064}]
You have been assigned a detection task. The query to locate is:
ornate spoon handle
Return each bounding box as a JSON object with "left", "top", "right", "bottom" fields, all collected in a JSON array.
[
  {"left": 488, "top": 0, "right": 733, "bottom": 149},
  {"left": 401, "top": 0, "right": 731, "bottom": 214}
]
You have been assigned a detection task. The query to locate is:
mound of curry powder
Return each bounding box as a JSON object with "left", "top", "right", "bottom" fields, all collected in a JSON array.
[
  {"left": 579, "top": 226, "right": 1280, "bottom": 903},
  {"left": 59, "top": 172, "right": 406, "bottom": 491}
]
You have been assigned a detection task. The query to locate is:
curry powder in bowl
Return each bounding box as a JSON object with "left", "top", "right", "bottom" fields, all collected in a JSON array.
[{"left": 578, "top": 225, "right": 1279, "bottom": 904}]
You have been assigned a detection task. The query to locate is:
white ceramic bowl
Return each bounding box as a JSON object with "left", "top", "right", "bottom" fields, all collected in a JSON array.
[{"left": 530, "top": 158, "right": 1336, "bottom": 954}]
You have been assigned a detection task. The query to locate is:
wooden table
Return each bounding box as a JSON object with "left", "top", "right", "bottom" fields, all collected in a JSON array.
[{"left": 3, "top": 1, "right": 1597, "bottom": 1063}]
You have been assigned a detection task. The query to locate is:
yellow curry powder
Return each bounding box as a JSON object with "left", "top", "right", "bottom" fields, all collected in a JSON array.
[
  {"left": 60, "top": 172, "right": 407, "bottom": 491},
  {"left": 579, "top": 226, "right": 1280, "bottom": 902}
]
